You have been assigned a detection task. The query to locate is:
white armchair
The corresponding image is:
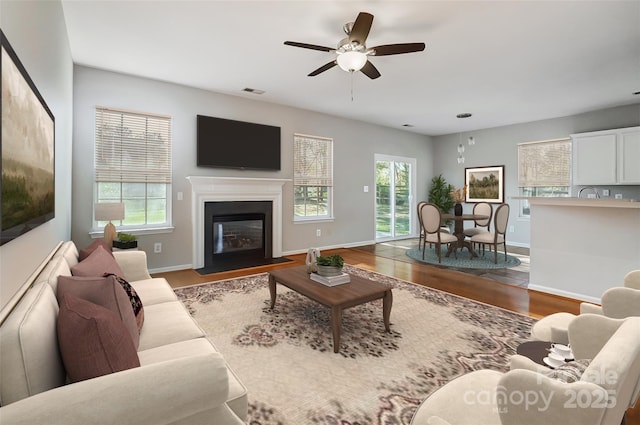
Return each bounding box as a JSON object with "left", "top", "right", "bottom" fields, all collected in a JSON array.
[
  {"left": 410, "top": 315, "right": 640, "bottom": 425},
  {"left": 530, "top": 270, "right": 640, "bottom": 344}
]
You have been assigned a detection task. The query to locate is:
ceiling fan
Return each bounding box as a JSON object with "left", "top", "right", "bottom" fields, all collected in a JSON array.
[{"left": 284, "top": 12, "right": 425, "bottom": 80}]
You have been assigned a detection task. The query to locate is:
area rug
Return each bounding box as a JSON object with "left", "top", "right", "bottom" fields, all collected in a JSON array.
[
  {"left": 174, "top": 265, "right": 535, "bottom": 424},
  {"left": 405, "top": 246, "right": 521, "bottom": 269}
]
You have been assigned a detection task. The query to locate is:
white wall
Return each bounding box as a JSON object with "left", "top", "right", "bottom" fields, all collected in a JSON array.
[
  {"left": 0, "top": 0, "right": 74, "bottom": 310},
  {"left": 71, "top": 66, "right": 433, "bottom": 271},
  {"left": 431, "top": 104, "right": 640, "bottom": 247}
]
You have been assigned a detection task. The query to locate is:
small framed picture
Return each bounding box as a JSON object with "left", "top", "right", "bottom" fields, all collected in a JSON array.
[{"left": 465, "top": 165, "right": 504, "bottom": 203}]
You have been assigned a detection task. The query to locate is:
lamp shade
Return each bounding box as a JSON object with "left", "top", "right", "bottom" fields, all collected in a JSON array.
[
  {"left": 336, "top": 51, "right": 367, "bottom": 72},
  {"left": 95, "top": 203, "right": 125, "bottom": 222},
  {"left": 95, "top": 203, "right": 124, "bottom": 247}
]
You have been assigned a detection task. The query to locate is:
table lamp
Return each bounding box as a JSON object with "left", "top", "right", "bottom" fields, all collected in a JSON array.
[{"left": 95, "top": 202, "right": 125, "bottom": 246}]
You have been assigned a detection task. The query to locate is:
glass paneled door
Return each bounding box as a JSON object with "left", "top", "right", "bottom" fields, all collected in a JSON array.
[{"left": 375, "top": 155, "right": 416, "bottom": 241}]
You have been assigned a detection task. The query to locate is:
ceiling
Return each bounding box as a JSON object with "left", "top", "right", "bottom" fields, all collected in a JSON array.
[{"left": 61, "top": 1, "right": 640, "bottom": 136}]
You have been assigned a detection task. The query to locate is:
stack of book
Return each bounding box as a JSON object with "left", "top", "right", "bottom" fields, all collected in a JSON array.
[{"left": 309, "top": 272, "right": 351, "bottom": 286}]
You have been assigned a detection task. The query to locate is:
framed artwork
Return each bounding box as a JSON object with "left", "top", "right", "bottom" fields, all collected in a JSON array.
[
  {"left": 1, "top": 30, "right": 55, "bottom": 246},
  {"left": 465, "top": 165, "right": 504, "bottom": 203}
]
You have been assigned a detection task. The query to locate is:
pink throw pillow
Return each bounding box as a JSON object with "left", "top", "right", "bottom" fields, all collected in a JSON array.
[
  {"left": 78, "top": 239, "right": 113, "bottom": 262},
  {"left": 71, "top": 245, "right": 124, "bottom": 278},
  {"left": 57, "top": 293, "right": 140, "bottom": 383},
  {"left": 57, "top": 275, "right": 140, "bottom": 348}
]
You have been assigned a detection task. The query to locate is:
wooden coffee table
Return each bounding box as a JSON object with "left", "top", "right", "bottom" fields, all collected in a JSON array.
[{"left": 268, "top": 266, "right": 392, "bottom": 353}]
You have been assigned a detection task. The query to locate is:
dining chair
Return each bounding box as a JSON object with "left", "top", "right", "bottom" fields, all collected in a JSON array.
[
  {"left": 463, "top": 202, "right": 492, "bottom": 237},
  {"left": 416, "top": 201, "right": 427, "bottom": 250},
  {"left": 419, "top": 203, "right": 458, "bottom": 263},
  {"left": 470, "top": 203, "right": 510, "bottom": 264}
]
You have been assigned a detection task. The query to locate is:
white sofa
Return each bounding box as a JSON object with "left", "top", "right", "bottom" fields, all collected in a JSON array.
[{"left": 0, "top": 241, "right": 247, "bottom": 424}]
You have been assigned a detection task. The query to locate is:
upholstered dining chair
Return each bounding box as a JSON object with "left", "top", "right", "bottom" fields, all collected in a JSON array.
[
  {"left": 463, "top": 202, "right": 492, "bottom": 238},
  {"left": 416, "top": 201, "right": 427, "bottom": 250},
  {"left": 419, "top": 203, "right": 458, "bottom": 263},
  {"left": 470, "top": 203, "right": 509, "bottom": 264}
]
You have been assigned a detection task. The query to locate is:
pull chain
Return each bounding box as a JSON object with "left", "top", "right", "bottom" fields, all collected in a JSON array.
[{"left": 350, "top": 71, "right": 355, "bottom": 102}]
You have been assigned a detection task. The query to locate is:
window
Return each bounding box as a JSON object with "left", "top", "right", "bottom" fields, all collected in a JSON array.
[
  {"left": 518, "top": 138, "right": 571, "bottom": 217},
  {"left": 293, "top": 133, "right": 333, "bottom": 221},
  {"left": 94, "top": 107, "right": 172, "bottom": 232}
]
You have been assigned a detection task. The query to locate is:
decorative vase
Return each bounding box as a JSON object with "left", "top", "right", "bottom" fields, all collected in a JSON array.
[
  {"left": 454, "top": 203, "right": 463, "bottom": 216},
  {"left": 317, "top": 265, "right": 343, "bottom": 277},
  {"left": 305, "top": 248, "right": 321, "bottom": 273}
]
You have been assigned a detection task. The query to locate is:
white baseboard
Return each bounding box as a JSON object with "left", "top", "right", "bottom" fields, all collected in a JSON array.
[
  {"left": 507, "top": 241, "right": 530, "bottom": 249},
  {"left": 149, "top": 264, "right": 193, "bottom": 275},
  {"left": 282, "top": 240, "right": 375, "bottom": 257},
  {"left": 527, "top": 284, "right": 601, "bottom": 304}
]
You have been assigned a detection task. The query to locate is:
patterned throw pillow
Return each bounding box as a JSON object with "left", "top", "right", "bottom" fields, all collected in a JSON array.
[
  {"left": 545, "top": 359, "right": 591, "bottom": 383},
  {"left": 104, "top": 273, "right": 144, "bottom": 331},
  {"left": 57, "top": 293, "right": 140, "bottom": 383}
]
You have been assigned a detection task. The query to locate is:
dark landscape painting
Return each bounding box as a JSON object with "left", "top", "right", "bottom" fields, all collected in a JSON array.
[{"left": 1, "top": 30, "right": 55, "bottom": 246}]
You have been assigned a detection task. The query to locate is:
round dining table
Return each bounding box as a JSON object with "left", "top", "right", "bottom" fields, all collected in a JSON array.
[{"left": 441, "top": 213, "right": 489, "bottom": 258}]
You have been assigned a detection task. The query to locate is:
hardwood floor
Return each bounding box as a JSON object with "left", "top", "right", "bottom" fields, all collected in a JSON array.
[
  {"left": 156, "top": 243, "right": 575, "bottom": 319},
  {"left": 154, "top": 243, "right": 640, "bottom": 424}
]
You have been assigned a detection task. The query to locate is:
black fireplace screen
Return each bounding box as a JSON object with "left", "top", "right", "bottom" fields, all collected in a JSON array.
[{"left": 213, "top": 216, "right": 264, "bottom": 254}]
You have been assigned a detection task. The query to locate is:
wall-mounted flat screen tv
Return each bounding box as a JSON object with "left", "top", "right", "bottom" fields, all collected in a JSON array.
[{"left": 197, "top": 115, "right": 281, "bottom": 171}]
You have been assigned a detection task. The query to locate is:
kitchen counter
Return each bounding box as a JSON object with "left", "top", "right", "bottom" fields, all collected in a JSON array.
[
  {"left": 513, "top": 197, "right": 640, "bottom": 208},
  {"left": 526, "top": 198, "right": 640, "bottom": 302}
]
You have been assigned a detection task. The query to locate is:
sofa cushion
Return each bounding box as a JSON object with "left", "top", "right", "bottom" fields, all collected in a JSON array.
[
  {"left": 57, "top": 293, "right": 140, "bottom": 383},
  {"left": 57, "top": 275, "right": 140, "bottom": 349},
  {"left": 71, "top": 245, "right": 124, "bottom": 278},
  {"left": 78, "top": 239, "right": 113, "bottom": 261},
  {"left": 54, "top": 241, "right": 80, "bottom": 268},
  {"left": 130, "top": 277, "right": 178, "bottom": 306},
  {"left": 105, "top": 273, "right": 144, "bottom": 331},
  {"left": 138, "top": 301, "right": 205, "bottom": 351},
  {"left": 0, "top": 283, "right": 66, "bottom": 405},
  {"left": 34, "top": 256, "right": 72, "bottom": 294}
]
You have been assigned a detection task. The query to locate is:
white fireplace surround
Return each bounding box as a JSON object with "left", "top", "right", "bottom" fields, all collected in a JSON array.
[{"left": 187, "top": 176, "right": 289, "bottom": 269}]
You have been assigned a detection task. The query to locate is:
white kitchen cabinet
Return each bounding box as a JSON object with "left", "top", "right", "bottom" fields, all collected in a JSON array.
[
  {"left": 571, "top": 126, "right": 640, "bottom": 185},
  {"left": 618, "top": 128, "right": 640, "bottom": 184}
]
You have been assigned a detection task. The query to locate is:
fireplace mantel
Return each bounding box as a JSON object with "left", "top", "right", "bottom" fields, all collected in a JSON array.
[{"left": 186, "top": 176, "right": 290, "bottom": 269}]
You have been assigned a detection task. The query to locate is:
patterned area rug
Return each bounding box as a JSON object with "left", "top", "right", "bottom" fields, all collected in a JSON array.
[
  {"left": 175, "top": 265, "right": 535, "bottom": 424},
  {"left": 406, "top": 246, "right": 521, "bottom": 269}
]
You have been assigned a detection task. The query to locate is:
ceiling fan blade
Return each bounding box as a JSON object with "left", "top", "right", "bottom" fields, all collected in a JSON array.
[
  {"left": 349, "top": 12, "right": 374, "bottom": 45},
  {"left": 360, "top": 60, "right": 381, "bottom": 80},
  {"left": 284, "top": 41, "right": 334, "bottom": 52},
  {"left": 308, "top": 60, "right": 337, "bottom": 76},
  {"left": 370, "top": 43, "right": 426, "bottom": 56}
]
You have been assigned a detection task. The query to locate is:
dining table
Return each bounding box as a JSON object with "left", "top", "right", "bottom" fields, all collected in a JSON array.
[{"left": 441, "top": 213, "right": 489, "bottom": 258}]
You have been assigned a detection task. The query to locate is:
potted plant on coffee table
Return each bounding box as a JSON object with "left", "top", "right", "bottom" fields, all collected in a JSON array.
[{"left": 316, "top": 254, "right": 344, "bottom": 277}]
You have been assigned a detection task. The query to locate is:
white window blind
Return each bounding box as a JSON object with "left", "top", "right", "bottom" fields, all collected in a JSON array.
[
  {"left": 294, "top": 134, "right": 333, "bottom": 187},
  {"left": 95, "top": 107, "right": 171, "bottom": 184},
  {"left": 518, "top": 138, "right": 571, "bottom": 187}
]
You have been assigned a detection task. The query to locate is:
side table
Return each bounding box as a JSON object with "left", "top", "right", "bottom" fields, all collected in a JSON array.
[{"left": 516, "top": 340, "right": 553, "bottom": 367}]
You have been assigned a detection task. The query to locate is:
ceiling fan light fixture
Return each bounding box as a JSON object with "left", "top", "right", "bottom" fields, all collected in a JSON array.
[{"left": 337, "top": 51, "right": 367, "bottom": 72}]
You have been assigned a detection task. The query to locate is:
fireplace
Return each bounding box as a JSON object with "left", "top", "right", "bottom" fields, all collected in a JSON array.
[
  {"left": 187, "top": 176, "right": 289, "bottom": 271},
  {"left": 204, "top": 201, "right": 272, "bottom": 271}
]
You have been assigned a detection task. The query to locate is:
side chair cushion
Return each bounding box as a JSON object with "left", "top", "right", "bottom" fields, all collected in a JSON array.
[
  {"left": 469, "top": 232, "right": 504, "bottom": 244},
  {"left": 425, "top": 233, "right": 457, "bottom": 244},
  {"left": 57, "top": 293, "right": 140, "bottom": 383},
  {"left": 463, "top": 228, "right": 488, "bottom": 237}
]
